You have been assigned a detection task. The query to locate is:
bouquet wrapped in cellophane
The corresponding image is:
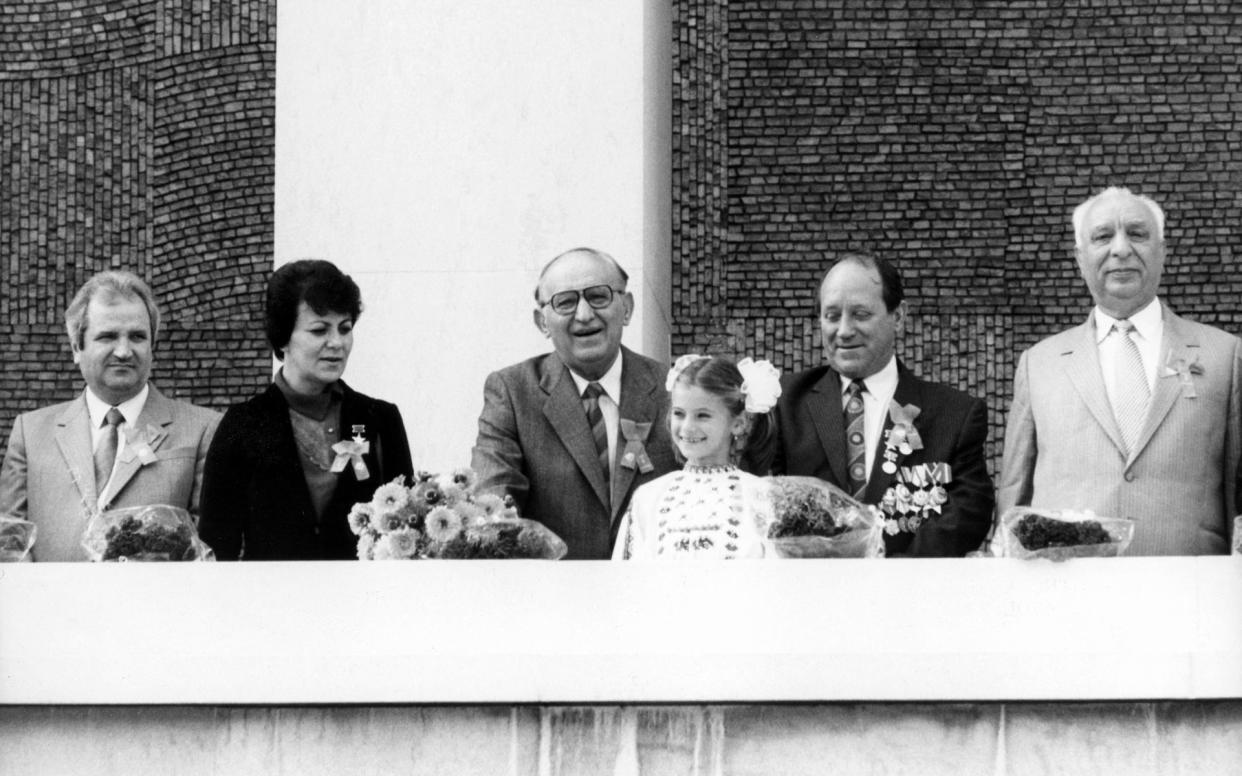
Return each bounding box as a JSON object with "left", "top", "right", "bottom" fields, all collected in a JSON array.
[
  {"left": 82, "top": 504, "right": 216, "bottom": 562},
  {"left": 765, "top": 476, "right": 885, "bottom": 558},
  {"left": 0, "top": 516, "right": 37, "bottom": 562},
  {"left": 994, "top": 506, "right": 1135, "bottom": 560},
  {"left": 349, "top": 468, "right": 568, "bottom": 560}
]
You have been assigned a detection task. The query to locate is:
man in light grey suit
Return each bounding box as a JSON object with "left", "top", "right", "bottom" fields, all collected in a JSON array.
[
  {"left": 999, "top": 187, "right": 1241, "bottom": 555},
  {"left": 472, "top": 248, "right": 678, "bottom": 559},
  {"left": 0, "top": 271, "right": 220, "bottom": 561}
]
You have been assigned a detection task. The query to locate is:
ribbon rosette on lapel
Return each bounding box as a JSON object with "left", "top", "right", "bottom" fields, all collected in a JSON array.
[
  {"left": 880, "top": 401, "right": 924, "bottom": 474},
  {"left": 331, "top": 429, "right": 371, "bottom": 480},
  {"left": 1160, "top": 353, "right": 1203, "bottom": 399},
  {"left": 879, "top": 462, "right": 952, "bottom": 535},
  {"left": 120, "top": 424, "right": 160, "bottom": 466},
  {"left": 619, "top": 419, "right": 655, "bottom": 473}
]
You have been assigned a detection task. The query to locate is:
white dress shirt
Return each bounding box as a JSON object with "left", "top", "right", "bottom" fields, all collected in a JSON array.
[
  {"left": 85, "top": 384, "right": 149, "bottom": 505},
  {"left": 1094, "top": 297, "right": 1163, "bottom": 406},
  {"left": 840, "top": 356, "right": 899, "bottom": 483},
  {"left": 569, "top": 356, "right": 623, "bottom": 474}
]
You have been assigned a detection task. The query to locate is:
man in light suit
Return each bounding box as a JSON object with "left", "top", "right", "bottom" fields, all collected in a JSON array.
[
  {"left": 0, "top": 271, "right": 220, "bottom": 561},
  {"left": 472, "top": 247, "right": 678, "bottom": 559},
  {"left": 763, "top": 253, "right": 995, "bottom": 557},
  {"left": 999, "top": 187, "right": 1241, "bottom": 555}
]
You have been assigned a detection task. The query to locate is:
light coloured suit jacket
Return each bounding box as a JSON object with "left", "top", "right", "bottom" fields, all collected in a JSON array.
[
  {"left": 998, "top": 305, "right": 1242, "bottom": 555},
  {"left": 0, "top": 384, "right": 221, "bottom": 561},
  {"left": 471, "top": 347, "right": 679, "bottom": 559}
]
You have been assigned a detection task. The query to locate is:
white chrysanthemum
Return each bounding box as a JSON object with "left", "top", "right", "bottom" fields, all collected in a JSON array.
[
  {"left": 376, "top": 528, "right": 421, "bottom": 559},
  {"left": 372, "top": 508, "right": 406, "bottom": 534},
  {"left": 455, "top": 500, "right": 487, "bottom": 528},
  {"left": 437, "top": 477, "right": 466, "bottom": 505},
  {"left": 474, "top": 493, "right": 506, "bottom": 517},
  {"left": 371, "top": 534, "right": 394, "bottom": 559},
  {"left": 347, "top": 502, "right": 374, "bottom": 536},
  {"left": 424, "top": 505, "right": 464, "bottom": 543},
  {"left": 371, "top": 479, "right": 410, "bottom": 514},
  {"left": 356, "top": 531, "right": 377, "bottom": 560}
]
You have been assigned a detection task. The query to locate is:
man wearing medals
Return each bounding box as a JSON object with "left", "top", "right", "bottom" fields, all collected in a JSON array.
[{"left": 759, "top": 253, "right": 995, "bottom": 557}]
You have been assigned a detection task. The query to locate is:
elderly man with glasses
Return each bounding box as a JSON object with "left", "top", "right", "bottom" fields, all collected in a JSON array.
[{"left": 471, "top": 247, "right": 677, "bottom": 559}]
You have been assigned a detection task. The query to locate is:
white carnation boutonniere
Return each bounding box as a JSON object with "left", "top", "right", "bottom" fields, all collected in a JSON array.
[
  {"left": 879, "top": 462, "right": 952, "bottom": 535},
  {"left": 1160, "top": 352, "right": 1203, "bottom": 399},
  {"left": 880, "top": 401, "right": 924, "bottom": 474},
  {"left": 619, "top": 419, "right": 655, "bottom": 473},
  {"left": 331, "top": 424, "right": 371, "bottom": 480}
]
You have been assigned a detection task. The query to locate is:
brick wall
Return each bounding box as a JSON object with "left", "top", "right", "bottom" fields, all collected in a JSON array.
[
  {"left": 672, "top": 0, "right": 1242, "bottom": 471},
  {"left": 0, "top": 0, "right": 275, "bottom": 444}
]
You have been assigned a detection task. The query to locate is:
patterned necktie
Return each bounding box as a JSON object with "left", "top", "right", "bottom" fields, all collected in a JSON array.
[
  {"left": 1112, "top": 319, "right": 1150, "bottom": 454},
  {"left": 94, "top": 406, "right": 125, "bottom": 492},
  {"left": 844, "top": 380, "right": 868, "bottom": 498},
  {"left": 582, "top": 382, "right": 610, "bottom": 484}
]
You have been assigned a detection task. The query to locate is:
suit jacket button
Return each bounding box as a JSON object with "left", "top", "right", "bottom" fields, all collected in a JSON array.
[{"left": 1124, "top": 471, "right": 1136, "bottom": 482}]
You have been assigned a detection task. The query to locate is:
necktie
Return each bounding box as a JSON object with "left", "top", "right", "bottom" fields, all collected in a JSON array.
[
  {"left": 844, "top": 380, "right": 868, "bottom": 498},
  {"left": 94, "top": 407, "right": 125, "bottom": 493},
  {"left": 1112, "top": 319, "right": 1150, "bottom": 454},
  {"left": 582, "top": 382, "right": 610, "bottom": 484}
]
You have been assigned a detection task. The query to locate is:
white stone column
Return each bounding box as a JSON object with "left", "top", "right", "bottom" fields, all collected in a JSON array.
[{"left": 275, "top": 0, "right": 671, "bottom": 471}]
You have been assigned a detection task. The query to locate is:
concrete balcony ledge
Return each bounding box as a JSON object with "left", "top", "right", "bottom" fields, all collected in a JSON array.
[{"left": 1, "top": 557, "right": 1239, "bottom": 704}]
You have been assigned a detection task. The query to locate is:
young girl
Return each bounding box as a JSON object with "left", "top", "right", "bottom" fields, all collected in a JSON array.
[{"left": 613, "top": 354, "right": 780, "bottom": 560}]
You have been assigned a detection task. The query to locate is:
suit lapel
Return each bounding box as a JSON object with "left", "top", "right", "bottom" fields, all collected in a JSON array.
[
  {"left": 807, "top": 369, "right": 850, "bottom": 488},
  {"left": 55, "top": 393, "right": 98, "bottom": 510},
  {"left": 541, "top": 356, "right": 611, "bottom": 514},
  {"left": 613, "top": 349, "right": 661, "bottom": 522},
  {"left": 863, "top": 368, "right": 920, "bottom": 504},
  {"left": 102, "top": 385, "right": 173, "bottom": 508},
  {"left": 1129, "top": 309, "right": 1195, "bottom": 464},
  {"left": 1062, "top": 316, "right": 1129, "bottom": 457}
]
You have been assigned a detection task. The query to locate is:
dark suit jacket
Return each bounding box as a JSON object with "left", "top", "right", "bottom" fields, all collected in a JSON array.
[
  {"left": 0, "top": 385, "right": 220, "bottom": 562},
  {"left": 766, "top": 363, "right": 994, "bottom": 557},
  {"left": 198, "top": 381, "right": 413, "bottom": 560},
  {"left": 471, "top": 347, "right": 679, "bottom": 559}
]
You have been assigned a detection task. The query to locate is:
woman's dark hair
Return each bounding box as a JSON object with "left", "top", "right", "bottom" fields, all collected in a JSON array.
[
  {"left": 265, "top": 260, "right": 363, "bottom": 359},
  {"left": 670, "top": 356, "right": 776, "bottom": 464}
]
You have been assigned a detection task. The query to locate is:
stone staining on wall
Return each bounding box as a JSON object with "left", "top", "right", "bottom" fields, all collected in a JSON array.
[
  {"left": 672, "top": 0, "right": 1242, "bottom": 472},
  {"left": 0, "top": 1, "right": 276, "bottom": 444}
]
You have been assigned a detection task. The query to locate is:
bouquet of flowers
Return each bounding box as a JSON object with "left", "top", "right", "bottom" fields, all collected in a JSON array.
[
  {"left": 994, "top": 506, "right": 1135, "bottom": 560},
  {"left": 764, "top": 476, "right": 885, "bottom": 558},
  {"left": 0, "top": 516, "right": 37, "bottom": 562},
  {"left": 349, "top": 468, "right": 568, "bottom": 560},
  {"left": 82, "top": 504, "right": 216, "bottom": 562}
]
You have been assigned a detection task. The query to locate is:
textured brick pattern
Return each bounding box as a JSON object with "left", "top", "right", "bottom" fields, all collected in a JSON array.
[
  {"left": 0, "top": 1, "right": 274, "bottom": 444},
  {"left": 672, "top": 0, "right": 1242, "bottom": 471}
]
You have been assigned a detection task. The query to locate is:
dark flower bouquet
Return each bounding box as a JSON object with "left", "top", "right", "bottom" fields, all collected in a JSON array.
[
  {"left": 82, "top": 504, "right": 215, "bottom": 562},
  {"left": 765, "top": 476, "right": 885, "bottom": 558},
  {"left": 0, "top": 516, "right": 37, "bottom": 562},
  {"left": 348, "top": 468, "right": 568, "bottom": 560},
  {"left": 994, "top": 507, "right": 1135, "bottom": 560}
]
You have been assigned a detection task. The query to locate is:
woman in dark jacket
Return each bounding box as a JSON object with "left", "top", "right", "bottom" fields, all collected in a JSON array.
[{"left": 199, "top": 260, "right": 413, "bottom": 560}]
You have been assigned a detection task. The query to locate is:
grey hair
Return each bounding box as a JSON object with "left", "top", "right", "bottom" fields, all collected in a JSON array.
[
  {"left": 1072, "top": 186, "right": 1165, "bottom": 249},
  {"left": 64, "top": 271, "right": 161, "bottom": 349}
]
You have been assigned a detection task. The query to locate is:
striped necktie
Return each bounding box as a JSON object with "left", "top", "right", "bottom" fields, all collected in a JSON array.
[
  {"left": 1112, "top": 319, "right": 1150, "bottom": 454},
  {"left": 582, "top": 382, "right": 610, "bottom": 484},
  {"left": 844, "top": 380, "right": 868, "bottom": 498}
]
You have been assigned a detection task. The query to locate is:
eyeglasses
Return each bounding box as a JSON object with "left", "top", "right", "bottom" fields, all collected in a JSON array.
[{"left": 540, "top": 285, "right": 624, "bottom": 316}]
